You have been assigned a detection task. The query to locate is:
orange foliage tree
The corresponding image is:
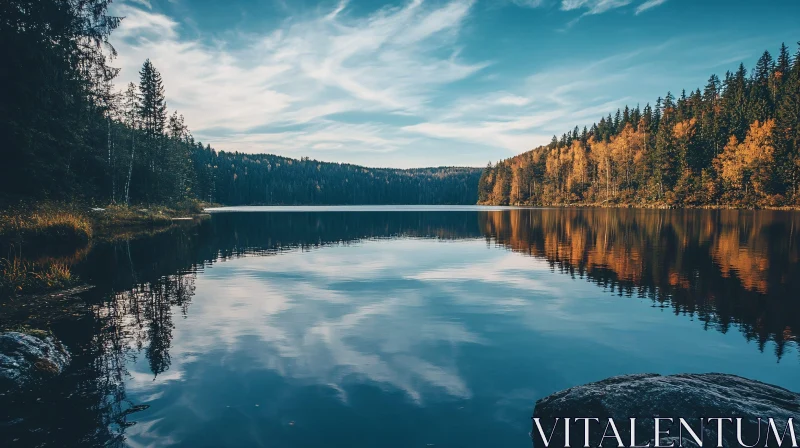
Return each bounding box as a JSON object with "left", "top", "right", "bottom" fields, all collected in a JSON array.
[{"left": 713, "top": 119, "right": 777, "bottom": 201}]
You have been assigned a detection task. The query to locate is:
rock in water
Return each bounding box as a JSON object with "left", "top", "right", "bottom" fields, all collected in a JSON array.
[
  {"left": 532, "top": 373, "right": 800, "bottom": 447},
  {"left": 0, "top": 331, "right": 71, "bottom": 392}
]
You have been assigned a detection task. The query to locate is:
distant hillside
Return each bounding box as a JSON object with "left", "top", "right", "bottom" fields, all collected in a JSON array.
[
  {"left": 478, "top": 40, "right": 800, "bottom": 209},
  {"left": 190, "top": 149, "right": 482, "bottom": 205}
]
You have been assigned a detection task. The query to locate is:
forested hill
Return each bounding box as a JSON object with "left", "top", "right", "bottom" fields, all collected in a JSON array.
[
  {"left": 191, "top": 151, "right": 481, "bottom": 205},
  {"left": 0, "top": 0, "right": 478, "bottom": 207},
  {"left": 478, "top": 41, "right": 800, "bottom": 208}
]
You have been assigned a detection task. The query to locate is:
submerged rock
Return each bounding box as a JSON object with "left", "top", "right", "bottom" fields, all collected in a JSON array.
[
  {"left": 532, "top": 373, "right": 800, "bottom": 447},
  {"left": 0, "top": 331, "right": 71, "bottom": 392}
]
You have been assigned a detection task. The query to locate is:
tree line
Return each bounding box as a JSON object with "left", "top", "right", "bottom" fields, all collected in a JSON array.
[
  {"left": 191, "top": 150, "right": 480, "bottom": 205},
  {"left": 478, "top": 41, "right": 800, "bottom": 208},
  {"left": 0, "top": 0, "right": 480, "bottom": 207}
]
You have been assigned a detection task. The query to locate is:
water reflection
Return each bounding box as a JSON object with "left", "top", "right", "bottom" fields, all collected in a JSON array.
[
  {"left": 481, "top": 209, "right": 800, "bottom": 359},
  {"left": 1, "top": 208, "right": 798, "bottom": 447}
]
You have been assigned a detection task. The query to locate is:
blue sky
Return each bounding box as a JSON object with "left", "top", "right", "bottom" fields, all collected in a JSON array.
[{"left": 109, "top": 0, "right": 800, "bottom": 168}]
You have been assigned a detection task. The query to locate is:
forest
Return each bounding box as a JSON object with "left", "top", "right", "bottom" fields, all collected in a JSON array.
[
  {"left": 478, "top": 41, "right": 800, "bottom": 208},
  {"left": 191, "top": 152, "right": 480, "bottom": 205},
  {"left": 4, "top": 1, "right": 799, "bottom": 209},
  {"left": 0, "top": 0, "right": 480, "bottom": 207}
]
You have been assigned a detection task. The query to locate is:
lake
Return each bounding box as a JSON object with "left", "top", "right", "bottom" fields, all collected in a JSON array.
[{"left": 2, "top": 206, "right": 799, "bottom": 447}]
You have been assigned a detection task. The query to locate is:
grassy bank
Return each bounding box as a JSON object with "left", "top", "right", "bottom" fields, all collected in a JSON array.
[
  {"left": 88, "top": 200, "right": 209, "bottom": 230},
  {"left": 0, "top": 200, "right": 211, "bottom": 297},
  {"left": 1, "top": 200, "right": 210, "bottom": 241}
]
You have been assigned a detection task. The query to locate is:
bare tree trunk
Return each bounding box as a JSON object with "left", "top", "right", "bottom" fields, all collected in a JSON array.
[
  {"left": 125, "top": 131, "right": 136, "bottom": 205},
  {"left": 626, "top": 141, "right": 630, "bottom": 188},
  {"left": 108, "top": 117, "right": 116, "bottom": 203},
  {"left": 108, "top": 118, "right": 111, "bottom": 198}
]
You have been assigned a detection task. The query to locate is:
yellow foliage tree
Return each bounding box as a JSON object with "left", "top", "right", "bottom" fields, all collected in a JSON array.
[
  {"left": 510, "top": 161, "right": 523, "bottom": 205},
  {"left": 568, "top": 140, "right": 588, "bottom": 194},
  {"left": 610, "top": 124, "right": 646, "bottom": 190},
  {"left": 713, "top": 119, "right": 776, "bottom": 198},
  {"left": 545, "top": 147, "right": 562, "bottom": 197},
  {"left": 590, "top": 137, "right": 614, "bottom": 202}
]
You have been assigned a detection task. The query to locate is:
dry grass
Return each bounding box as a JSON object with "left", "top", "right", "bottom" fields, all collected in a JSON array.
[
  {"left": 89, "top": 204, "right": 173, "bottom": 227},
  {"left": 0, "top": 200, "right": 209, "bottom": 297},
  {"left": 88, "top": 199, "right": 210, "bottom": 229},
  {"left": 1, "top": 199, "right": 210, "bottom": 242},
  {"left": 0, "top": 258, "right": 77, "bottom": 296},
  {"left": 0, "top": 204, "right": 92, "bottom": 248}
]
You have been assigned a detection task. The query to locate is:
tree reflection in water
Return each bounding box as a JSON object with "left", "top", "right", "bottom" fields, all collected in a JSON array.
[
  {"left": 480, "top": 208, "right": 800, "bottom": 360},
  {"left": 1, "top": 208, "right": 798, "bottom": 446}
]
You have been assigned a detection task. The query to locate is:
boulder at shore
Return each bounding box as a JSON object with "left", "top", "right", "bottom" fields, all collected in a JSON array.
[
  {"left": 532, "top": 373, "right": 800, "bottom": 447},
  {"left": 0, "top": 331, "right": 71, "bottom": 392}
]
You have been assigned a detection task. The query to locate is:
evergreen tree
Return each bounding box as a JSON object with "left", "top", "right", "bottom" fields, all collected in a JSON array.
[
  {"left": 0, "top": 0, "right": 120, "bottom": 199},
  {"left": 774, "top": 43, "right": 792, "bottom": 103},
  {"left": 478, "top": 163, "right": 494, "bottom": 203},
  {"left": 138, "top": 59, "right": 168, "bottom": 202},
  {"left": 776, "top": 43, "right": 800, "bottom": 198},
  {"left": 749, "top": 51, "right": 775, "bottom": 122}
]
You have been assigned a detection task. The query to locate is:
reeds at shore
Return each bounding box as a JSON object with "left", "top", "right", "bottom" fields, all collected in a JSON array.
[
  {"left": 0, "top": 258, "right": 76, "bottom": 296},
  {"left": 0, "top": 200, "right": 209, "bottom": 297}
]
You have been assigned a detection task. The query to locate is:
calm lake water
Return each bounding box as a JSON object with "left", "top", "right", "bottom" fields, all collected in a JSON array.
[{"left": 2, "top": 207, "right": 799, "bottom": 447}]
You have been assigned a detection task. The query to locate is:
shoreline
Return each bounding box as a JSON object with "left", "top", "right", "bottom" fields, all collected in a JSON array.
[
  {"left": 4, "top": 201, "right": 799, "bottom": 297},
  {"left": 205, "top": 202, "right": 800, "bottom": 211},
  {"left": 477, "top": 202, "right": 800, "bottom": 211},
  {"left": 0, "top": 202, "right": 212, "bottom": 298}
]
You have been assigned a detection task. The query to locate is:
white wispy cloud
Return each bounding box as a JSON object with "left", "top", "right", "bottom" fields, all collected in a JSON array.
[
  {"left": 588, "top": 0, "right": 634, "bottom": 15},
  {"left": 557, "top": 0, "right": 634, "bottom": 28},
  {"left": 517, "top": 0, "right": 634, "bottom": 14},
  {"left": 513, "top": 0, "right": 660, "bottom": 23},
  {"left": 400, "top": 45, "right": 669, "bottom": 152},
  {"left": 110, "top": 0, "right": 486, "bottom": 165},
  {"left": 635, "top": 0, "right": 668, "bottom": 14},
  {"left": 127, "top": 0, "right": 152, "bottom": 9},
  {"left": 107, "top": 0, "right": 725, "bottom": 167},
  {"left": 560, "top": 0, "right": 589, "bottom": 10},
  {"left": 509, "top": 0, "right": 548, "bottom": 7}
]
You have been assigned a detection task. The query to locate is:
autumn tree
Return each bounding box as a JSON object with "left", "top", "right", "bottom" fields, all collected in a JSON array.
[
  {"left": 567, "top": 140, "right": 589, "bottom": 199},
  {"left": 591, "top": 137, "right": 614, "bottom": 202},
  {"left": 714, "top": 120, "right": 777, "bottom": 202}
]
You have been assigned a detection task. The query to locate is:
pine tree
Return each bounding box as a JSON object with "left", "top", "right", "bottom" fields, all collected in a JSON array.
[
  {"left": 477, "top": 163, "right": 494, "bottom": 203},
  {"left": 168, "top": 111, "right": 191, "bottom": 201},
  {"left": 723, "top": 66, "right": 749, "bottom": 141},
  {"left": 139, "top": 60, "right": 168, "bottom": 141},
  {"left": 701, "top": 74, "right": 724, "bottom": 160},
  {"left": 138, "top": 59, "right": 168, "bottom": 201},
  {"left": 0, "top": 0, "right": 120, "bottom": 199},
  {"left": 774, "top": 43, "right": 792, "bottom": 103},
  {"left": 749, "top": 51, "right": 775, "bottom": 122},
  {"left": 776, "top": 43, "right": 800, "bottom": 199}
]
